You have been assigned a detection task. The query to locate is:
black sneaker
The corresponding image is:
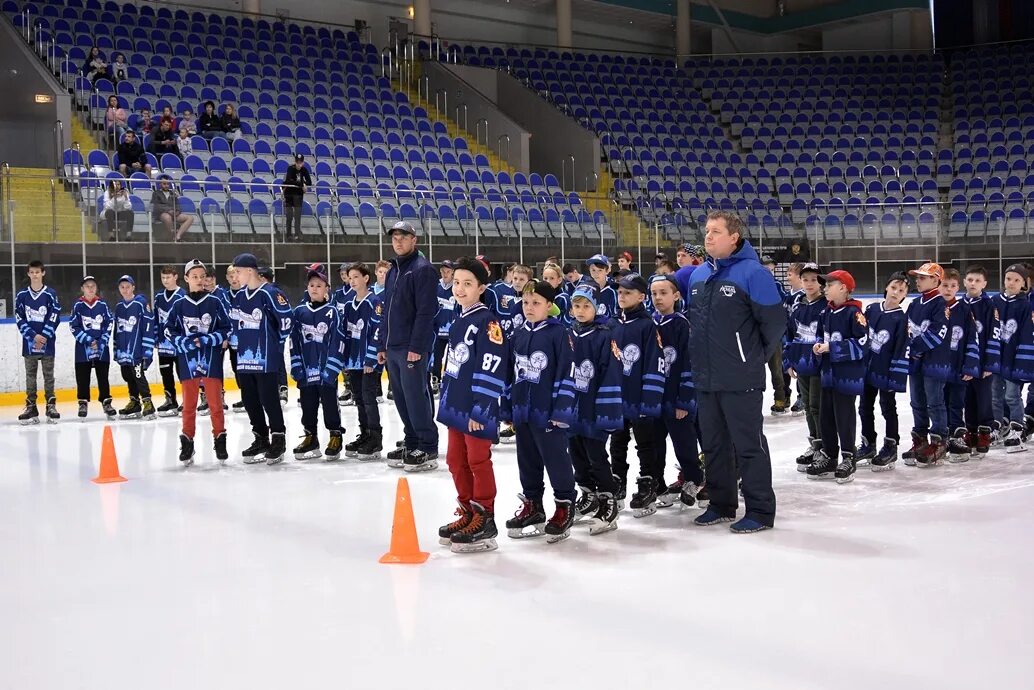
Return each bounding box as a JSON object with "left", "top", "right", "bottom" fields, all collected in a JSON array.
[{"left": 402, "top": 449, "right": 438, "bottom": 472}]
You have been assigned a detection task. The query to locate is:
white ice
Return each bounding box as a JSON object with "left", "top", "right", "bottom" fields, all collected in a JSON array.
[{"left": 1, "top": 391, "right": 1032, "bottom": 690}]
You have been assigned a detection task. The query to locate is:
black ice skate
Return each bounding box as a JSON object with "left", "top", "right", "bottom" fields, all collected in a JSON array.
[
  {"left": 917, "top": 434, "right": 947, "bottom": 466},
  {"left": 44, "top": 398, "right": 59, "bottom": 423},
  {"left": 806, "top": 450, "right": 837, "bottom": 479},
  {"left": 790, "top": 398, "right": 805, "bottom": 416},
  {"left": 695, "top": 484, "right": 710, "bottom": 509},
  {"left": 439, "top": 504, "right": 473, "bottom": 545},
  {"left": 657, "top": 473, "right": 683, "bottom": 508},
  {"left": 157, "top": 393, "right": 179, "bottom": 417},
  {"left": 629, "top": 476, "right": 658, "bottom": 518},
  {"left": 612, "top": 474, "right": 627, "bottom": 512},
  {"left": 545, "top": 499, "right": 575, "bottom": 544},
  {"left": 386, "top": 443, "right": 408, "bottom": 468},
  {"left": 505, "top": 494, "right": 546, "bottom": 539},
  {"left": 498, "top": 424, "right": 516, "bottom": 444},
  {"left": 214, "top": 432, "right": 228, "bottom": 463},
  {"left": 344, "top": 430, "right": 369, "bottom": 458},
  {"left": 947, "top": 427, "right": 970, "bottom": 464},
  {"left": 293, "top": 431, "right": 321, "bottom": 460},
  {"left": 356, "top": 430, "right": 383, "bottom": 461},
  {"left": 679, "top": 481, "right": 702, "bottom": 509},
  {"left": 1005, "top": 421, "right": 1026, "bottom": 454},
  {"left": 324, "top": 431, "right": 343, "bottom": 461},
  {"left": 179, "top": 433, "right": 195, "bottom": 467},
  {"left": 197, "top": 390, "right": 209, "bottom": 416},
  {"left": 871, "top": 439, "right": 898, "bottom": 471},
  {"left": 902, "top": 432, "right": 927, "bottom": 466},
  {"left": 770, "top": 400, "right": 789, "bottom": 416},
  {"left": 265, "top": 432, "right": 287, "bottom": 465},
  {"left": 140, "top": 398, "right": 156, "bottom": 420},
  {"left": 797, "top": 437, "right": 821, "bottom": 472},
  {"left": 18, "top": 400, "right": 39, "bottom": 425},
  {"left": 242, "top": 433, "right": 270, "bottom": 464},
  {"left": 231, "top": 400, "right": 246, "bottom": 414},
  {"left": 118, "top": 398, "right": 142, "bottom": 419},
  {"left": 77, "top": 400, "right": 88, "bottom": 420},
  {"left": 574, "top": 487, "right": 599, "bottom": 524},
  {"left": 588, "top": 492, "right": 619, "bottom": 535},
  {"left": 834, "top": 452, "right": 856, "bottom": 484},
  {"left": 402, "top": 449, "right": 438, "bottom": 472},
  {"left": 450, "top": 501, "right": 498, "bottom": 553},
  {"left": 278, "top": 386, "right": 288, "bottom": 405},
  {"left": 855, "top": 440, "right": 877, "bottom": 466},
  {"left": 101, "top": 398, "right": 116, "bottom": 419}
]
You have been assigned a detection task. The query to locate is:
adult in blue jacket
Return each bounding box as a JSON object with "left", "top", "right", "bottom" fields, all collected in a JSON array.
[
  {"left": 686, "top": 211, "right": 786, "bottom": 533},
  {"left": 376, "top": 220, "right": 441, "bottom": 463}
]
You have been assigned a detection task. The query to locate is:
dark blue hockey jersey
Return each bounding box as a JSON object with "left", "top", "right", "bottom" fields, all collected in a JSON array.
[
  {"left": 433, "top": 279, "right": 457, "bottom": 338},
  {"left": 153, "top": 287, "right": 185, "bottom": 357},
  {"left": 436, "top": 303, "right": 508, "bottom": 442},
  {"left": 289, "top": 299, "right": 343, "bottom": 387},
  {"left": 612, "top": 304, "right": 665, "bottom": 418},
  {"left": 863, "top": 301, "right": 909, "bottom": 392},
  {"left": 906, "top": 288, "right": 954, "bottom": 381},
  {"left": 491, "top": 282, "right": 522, "bottom": 334},
  {"left": 593, "top": 283, "right": 619, "bottom": 323},
  {"left": 786, "top": 295, "right": 826, "bottom": 376},
  {"left": 943, "top": 299, "right": 981, "bottom": 383},
  {"left": 991, "top": 292, "right": 1034, "bottom": 382},
  {"left": 500, "top": 318, "right": 567, "bottom": 428},
  {"left": 654, "top": 311, "right": 694, "bottom": 418},
  {"left": 963, "top": 293, "right": 999, "bottom": 375},
  {"left": 165, "top": 292, "right": 231, "bottom": 380},
  {"left": 553, "top": 321, "right": 624, "bottom": 440},
  {"left": 341, "top": 292, "right": 383, "bottom": 371},
  {"left": 113, "top": 295, "right": 155, "bottom": 366},
  {"left": 553, "top": 292, "right": 573, "bottom": 327},
  {"left": 231, "top": 284, "right": 293, "bottom": 373},
  {"left": 332, "top": 284, "right": 355, "bottom": 319},
  {"left": 15, "top": 286, "right": 61, "bottom": 357},
  {"left": 69, "top": 297, "right": 111, "bottom": 363},
  {"left": 818, "top": 300, "right": 867, "bottom": 395}
]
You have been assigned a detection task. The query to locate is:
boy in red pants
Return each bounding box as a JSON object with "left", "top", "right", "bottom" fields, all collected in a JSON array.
[{"left": 436, "top": 257, "right": 508, "bottom": 553}]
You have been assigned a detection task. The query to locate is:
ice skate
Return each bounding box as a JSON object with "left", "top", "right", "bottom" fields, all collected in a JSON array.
[
  {"left": 1005, "top": 422, "right": 1026, "bottom": 454},
  {"left": 991, "top": 420, "right": 1005, "bottom": 448},
  {"left": 806, "top": 450, "right": 837, "bottom": 479},
  {"left": 241, "top": 433, "right": 270, "bottom": 464},
  {"left": 916, "top": 434, "right": 946, "bottom": 467},
  {"left": 231, "top": 400, "right": 246, "bottom": 414},
  {"left": 450, "top": 502, "right": 498, "bottom": 553},
  {"left": 947, "top": 427, "right": 970, "bottom": 464},
  {"left": 45, "top": 398, "right": 59, "bottom": 423},
  {"left": 140, "top": 398, "right": 156, "bottom": 420},
  {"left": 574, "top": 487, "right": 599, "bottom": 524},
  {"left": 588, "top": 493, "right": 619, "bottom": 535},
  {"left": 657, "top": 473, "right": 683, "bottom": 508},
  {"left": 179, "top": 433, "right": 195, "bottom": 467},
  {"left": 118, "top": 398, "right": 142, "bottom": 419},
  {"left": 544, "top": 499, "right": 574, "bottom": 544},
  {"left": 214, "top": 432, "right": 228, "bottom": 463},
  {"left": 344, "top": 430, "right": 369, "bottom": 458},
  {"left": 629, "top": 476, "right": 658, "bottom": 518},
  {"left": 439, "top": 503, "right": 474, "bottom": 545},
  {"left": 323, "top": 431, "right": 343, "bottom": 461},
  {"left": 402, "top": 449, "right": 438, "bottom": 472},
  {"left": 386, "top": 443, "right": 408, "bottom": 468},
  {"left": 18, "top": 401, "right": 39, "bottom": 425},
  {"left": 790, "top": 398, "right": 805, "bottom": 416},
  {"left": 855, "top": 440, "right": 877, "bottom": 466},
  {"left": 770, "top": 400, "right": 789, "bottom": 417},
  {"left": 265, "top": 432, "right": 287, "bottom": 465},
  {"left": 498, "top": 424, "right": 516, "bottom": 444},
  {"left": 834, "top": 452, "right": 856, "bottom": 484},
  {"left": 77, "top": 400, "right": 88, "bottom": 420},
  {"left": 902, "top": 432, "right": 927, "bottom": 466},
  {"left": 974, "top": 425, "right": 991, "bottom": 459},
  {"left": 101, "top": 398, "right": 116, "bottom": 419},
  {"left": 871, "top": 439, "right": 897, "bottom": 471},
  {"left": 356, "top": 430, "right": 383, "bottom": 461},
  {"left": 505, "top": 494, "right": 546, "bottom": 539},
  {"left": 679, "top": 481, "right": 702, "bottom": 509},
  {"left": 796, "top": 437, "right": 821, "bottom": 472},
  {"left": 612, "top": 474, "right": 626, "bottom": 512},
  {"left": 293, "top": 431, "right": 321, "bottom": 460},
  {"left": 197, "top": 390, "right": 209, "bottom": 416},
  {"left": 157, "top": 393, "right": 179, "bottom": 417},
  {"left": 278, "top": 386, "right": 288, "bottom": 405}
]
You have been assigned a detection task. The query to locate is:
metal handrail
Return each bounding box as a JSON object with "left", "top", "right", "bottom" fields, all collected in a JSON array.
[
  {"left": 497, "top": 134, "right": 511, "bottom": 166},
  {"left": 474, "top": 118, "right": 488, "bottom": 148},
  {"left": 561, "top": 154, "right": 575, "bottom": 191},
  {"left": 417, "top": 74, "right": 430, "bottom": 102},
  {"left": 380, "top": 47, "right": 393, "bottom": 78},
  {"left": 455, "top": 104, "right": 468, "bottom": 131},
  {"left": 434, "top": 89, "right": 447, "bottom": 121},
  {"left": 54, "top": 120, "right": 64, "bottom": 179}
]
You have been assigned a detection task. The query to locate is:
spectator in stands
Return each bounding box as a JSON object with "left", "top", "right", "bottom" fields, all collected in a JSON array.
[
  {"left": 220, "top": 104, "right": 242, "bottom": 141},
  {"left": 83, "top": 46, "right": 107, "bottom": 84},
  {"left": 116, "top": 130, "right": 151, "bottom": 177},
  {"left": 176, "top": 127, "right": 192, "bottom": 158},
  {"left": 150, "top": 119, "right": 179, "bottom": 160},
  {"left": 150, "top": 175, "right": 193, "bottom": 242},
  {"left": 199, "top": 101, "right": 221, "bottom": 140},
  {"left": 179, "top": 108, "right": 197, "bottom": 136},
  {"left": 102, "top": 180, "right": 133, "bottom": 241},
  {"left": 136, "top": 107, "right": 154, "bottom": 137},
  {"left": 110, "top": 52, "right": 128, "bottom": 83},
  {"left": 159, "top": 106, "right": 176, "bottom": 131},
  {"left": 281, "top": 154, "right": 311, "bottom": 240},
  {"left": 105, "top": 95, "right": 128, "bottom": 143}
]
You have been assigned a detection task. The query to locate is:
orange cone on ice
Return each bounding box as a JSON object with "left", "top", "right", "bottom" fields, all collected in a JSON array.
[
  {"left": 379, "top": 478, "right": 429, "bottom": 564},
  {"left": 91, "top": 425, "right": 127, "bottom": 484}
]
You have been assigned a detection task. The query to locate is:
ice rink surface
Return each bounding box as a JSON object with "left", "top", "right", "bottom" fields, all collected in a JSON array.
[{"left": 2, "top": 392, "right": 1032, "bottom": 690}]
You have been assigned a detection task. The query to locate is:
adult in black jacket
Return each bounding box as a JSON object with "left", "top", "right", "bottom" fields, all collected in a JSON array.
[
  {"left": 376, "top": 221, "right": 440, "bottom": 466},
  {"left": 149, "top": 119, "right": 179, "bottom": 160},
  {"left": 686, "top": 211, "right": 786, "bottom": 533},
  {"left": 198, "top": 101, "right": 221, "bottom": 140},
  {"left": 281, "top": 154, "right": 311, "bottom": 240},
  {"left": 116, "top": 130, "right": 151, "bottom": 177}
]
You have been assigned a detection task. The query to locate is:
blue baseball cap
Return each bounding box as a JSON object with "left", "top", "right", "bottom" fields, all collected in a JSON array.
[
  {"left": 585, "top": 254, "right": 610, "bottom": 268},
  {"left": 117, "top": 274, "right": 135, "bottom": 285},
  {"left": 570, "top": 285, "right": 599, "bottom": 307},
  {"left": 232, "top": 253, "right": 259, "bottom": 269}
]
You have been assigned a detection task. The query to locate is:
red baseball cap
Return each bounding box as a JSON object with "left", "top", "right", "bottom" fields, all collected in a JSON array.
[
  {"left": 619, "top": 250, "right": 634, "bottom": 263},
  {"left": 820, "top": 269, "right": 856, "bottom": 292}
]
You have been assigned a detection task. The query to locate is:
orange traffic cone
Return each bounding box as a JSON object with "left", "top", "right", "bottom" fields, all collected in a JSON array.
[
  {"left": 92, "top": 425, "right": 127, "bottom": 484},
  {"left": 379, "top": 477, "right": 429, "bottom": 564}
]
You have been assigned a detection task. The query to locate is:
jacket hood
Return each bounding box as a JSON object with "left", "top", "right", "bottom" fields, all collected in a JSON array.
[{"left": 830, "top": 298, "right": 864, "bottom": 311}]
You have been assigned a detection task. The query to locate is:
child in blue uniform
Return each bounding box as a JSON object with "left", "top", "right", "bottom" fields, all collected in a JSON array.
[
  {"left": 609, "top": 273, "right": 665, "bottom": 517},
  {"left": 496, "top": 264, "right": 533, "bottom": 444},
  {"left": 542, "top": 263, "right": 572, "bottom": 326},
  {"left": 554, "top": 285, "right": 624, "bottom": 534},
  {"left": 166, "top": 260, "right": 231, "bottom": 466},
  {"left": 500, "top": 280, "right": 577, "bottom": 543},
  {"left": 231, "top": 253, "right": 294, "bottom": 465},
  {"left": 939, "top": 269, "right": 982, "bottom": 463},
  {"left": 904, "top": 262, "right": 952, "bottom": 465},
  {"left": 69, "top": 275, "right": 116, "bottom": 421},
  {"left": 989, "top": 263, "right": 1033, "bottom": 453},
  {"left": 112, "top": 275, "right": 156, "bottom": 420},
  {"left": 806, "top": 270, "right": 867, "bottom": 483},
  {"left": 430, "top": 260, "right": 456, "bottom": 395},
  {"left": 436, "top": 258, "right": 507, "bottom": 554},
  {"left": 332, "top": 262, "right": 355, "bottom": 406},
  {"left": 289, "top": 264, "right": 345, "bottom": 461},
  {"left": 787, "top": 263, "right": 827, "bottom": 470},
  {"left": 341, "top": 263, "right": 384, "bottom": 460},
  {"left": 857, "top": 272, "right": 910, "bottom": 471},
  {"left": 154, "top": 264, "right": 185, "bottom": 416},
  {"left": 585, "top": 254, "right": 618, "bottom": 322},
  {"left": 15, "top": 260, "right": 61, "bottom": 423},
  {"left": 961, "top": 265, "right": 998, "bottom": 458}
]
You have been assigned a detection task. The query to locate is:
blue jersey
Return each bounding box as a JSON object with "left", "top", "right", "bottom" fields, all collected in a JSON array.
[
  {"left": 69, "top": 297, "right": 112, "bottom": 363},
  {"left": 786, "top": 295, "right": 825, "bottom": 376},
  {"left": 434, "top": 279, "right": 457, "bottom": 338},
  {"left": 991, "top": 292, "right": 1034, "bottom": 382},
  {"left": 553, "top": 321, "right": 623, "bottom": 440},
  {"left": 863, "top": 301, "right": 909, "bottom": 393},
  {"left": 153, "top": 287, "right": 186, "bottom": 357},
  {"left": 500, "top": 318, "right": 567, "bottom": 428},
  {"left": 332, "top": 284, "right": 355, "bottom": 321},
  {"left": 553, "top": 292, "right": 573, "bottom": 327},
  {"left": 818, "top": 300, "right": 867, "bottom": 395},
  {"left": 944, "top": 299, "right": 981, "bottom": 383},
  {"left": 15, "top": 286, "right": 60, "bottom": 357},
  {"left": 612, "top": 305, "right": 665, "bottom": 419},
  {"left": 112, "top": 295, "right": 155, "bottom": 366},
  {"left": 165, "top": 291, "right": 231, "bottom": 380},
  {"left": 593, "top": 283, "right": 619, "bottom": 323},
  {"left": 289, "top": 299, "right": 344, "bottom": 388},
  {"left": 436, "top": 303, "right": 508, "bottom": 442},
  {"left": 906, "top": 289, "right": 953, "bottom": 381},
  {"left": 372, "top": 283, "right": 384, "bottom": 296},
  {"left": 231, "top": 284, "right": 293, "bottom": 373},
  {"left": 341, "top": 292, "right": 383, "bottom": 371},
  {"left": 491, "top": 282, "right": 521, "bottom": 334},
  {"left": 963, "top": 293, "right": 999, "bottom": 374},
  {"left": 654, "top": 311, "right": 694, "bottom": 417}
]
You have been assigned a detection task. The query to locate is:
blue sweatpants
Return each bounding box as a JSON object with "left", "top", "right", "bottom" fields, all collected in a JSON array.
[
  {"left": 386, "top": 348, "right": 439, "bottom": 453},
  {"left": 654, "top": 413, "right": 703, "bottom": 486},
  {"left": 515, "top": 423, "right": 576, "bottom": 503}
]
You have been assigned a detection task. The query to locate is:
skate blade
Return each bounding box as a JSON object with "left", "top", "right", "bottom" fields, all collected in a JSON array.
[
  {"left": 806, "top": 473, "right": 835, "bottom": 479},
  {"left": 545, "top": 529, "right": 571, "bottom": 544},
  {"left": 323, "top": 453, "right": 344, "bottom": 462},
  {"left": 241, "top": 455, "right": 266, "bottom": 465},
  {"left": 588, "top": 520, "right": 618, "bottom": 536},
  {"left": 632, "top": 505, "right": 657, "bottom": 518},
  {"left": 19, "top": 418, "right": 40, "bottom": 426},
  {"left": 656, "top": 496, "right": 677, "bottom": 508},
  {"left": 157, "top": 410, "right": 179, "bottom": 418},
  {"left": 141, "top": 414, "right": 155, "bottom": 421},
  {"left": 947, "top": 454, "right": 970, "bottom": 464},
  {"left": 499, "top": 437, "right": 516, "bottom": 444},
  {"left": 870, "top": 463, "right": 896, "bottom": 472},
  {"left": 438, "top": 536, "right": 453, "bottom": 546},
  {"left": 46, "top": 418, "right": 59, "bottom": 424},
  {"left": 796, "top": 465, "right": 809, "bottom": 473},
  {"left": 385, "top": 458, "right": 406, "bottom": 468},
  {"left": 506, "top": 524, "right": 545, "bottom": 539},
  {"left": 294, "top": 451, "right": 322, "bottom": 461},
  {"left": 573, "top": 512, "right": 597, "bottom": 525},
  {"left": 1006, "top": 445, "right": 1026, "bottom": 454},
  {"left": 341, "top": 400, "right": 356, "bottom": 407},
  {"left": 232, "top": 408, "right": 247, "bottom": 414},
  {"left": 266, "top": 455, "right": 285, "bottom": 466},
  {"left": 835, "top": 475, "right": 855, "bottom": 484},
  {"left": 343, "top": 450, "right": 359, "bottom": 458},
  {"left": 403, "top": 460, "right": 439, "bottom": 472},
  {"left": 198, "top": 411, "right": 210, "bottom": 417},
  {"left": 450, "top": 538, "right": 498, "bottom": 553},
  {"left": 180, "top": 455, "right": 195, "bottom": 467},
  {"left": 357, "top": 452, "right": 383, "bottom": 461},
  {"left": 791, "top": 411, "right": 806, "bottom": 417}
]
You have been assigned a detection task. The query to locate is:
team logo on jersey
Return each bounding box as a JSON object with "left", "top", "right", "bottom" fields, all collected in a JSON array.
[
  {"left": 347, "top": 317, "right": 365, "bottom": 339},
  {"left": 24, "top": 305, "right": 47, "bottom": 323},
  {"left": 302, "top": 321, "right": 330, "bottom": 343},
  {"left": 117, "top": 315, "right": 138, "bottom": 333},
  {"left": 829, "top": 331, "right": 843, "bottom": 342},
  {"left": 908, "top": 318, "right": 931, "bottom": 338},
  {"left": 869, "top": 329, "right": 891, "bottom": 353},
  {"left": 157, "top": 308, "right": 170, "bottom": 323},
  {"left": 855, "top": 312, "right": 867, "bottom": 327},
  {"left": 950, "top": 325, "right": 964, "bottom": 351},
  {"left": 796, "top": 320, "right": 819, "bottom": 343},
  {"left": 621, "top": 344, "right": 641, "bottom": 375},
  {"left": 513, "top": 313, "right": 525, "bottom": 329},
  {"left": 375, "top": 303, "right": 382, "bottom": 315},
  {"left": 445, "top": 342, "right": 469, "bottom": 378},
  {"left": 720, "top": 285, "right": 736, "bottom": 297},
  {"left": 81, "top": 315, "right": 105, "bottom": 331},
  {"left": 596, "top": 303, "right": 607, "bottom": 316},
  {"left": 276, "top": 293, "right": 288, "bottom": 306},
  {"left": 184, "top": 313, "right": 213, "bottom": 334},
  {"left": 515, "top": 350, "right": 548, "bottom": 384},
  {"left": 574, "top": 359, "right": 596, "bottom": 392},
  {"left": 1002, "top": 318, "right": 1018, "bottom": 342},
  {"left": 487, "top": 321, "right": 503, "bottom": 344},
  {"left": 238, "top": 308, "right": 264, "bottom": 330}
]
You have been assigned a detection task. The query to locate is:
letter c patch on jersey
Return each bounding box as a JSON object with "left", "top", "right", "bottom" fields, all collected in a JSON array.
[{"left": 487, "top": 321, "right": 503, "bottom": 345}]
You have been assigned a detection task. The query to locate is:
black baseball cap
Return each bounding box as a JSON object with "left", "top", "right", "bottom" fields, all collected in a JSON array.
[
  {"left": 617, "top": 272, "right": 649, "bottom": 294},
  {"left": 522, "top": 280, "right": 557, "bottom": 303}
]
